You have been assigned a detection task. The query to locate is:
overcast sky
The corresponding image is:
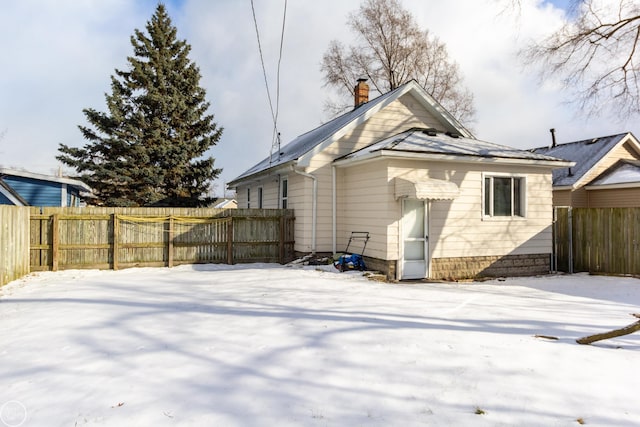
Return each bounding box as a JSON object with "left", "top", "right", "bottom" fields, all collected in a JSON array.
[{"left": 1, "top": 0, "right": 637, "bottom": 195}]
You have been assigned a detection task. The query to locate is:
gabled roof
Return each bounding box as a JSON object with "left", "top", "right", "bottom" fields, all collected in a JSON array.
[
  {"left": 336, "top": 127, "right": 569, "bottom": 166},
  {"left": 213, "top": 198, "right": 237, "bottom": 209},
  {"left": 0, "top": 167, "right": 92, "bottom": 192},
  {"left": 228, "top": 80, "right": 473, "bottom": 186},
  {"left": 587, "top": 159, "right": 640, "bottom": 188},
  {"left": 530, "top": 132, "right": 640, "bottom": 188}
]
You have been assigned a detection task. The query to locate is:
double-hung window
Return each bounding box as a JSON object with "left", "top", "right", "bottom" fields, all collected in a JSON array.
[
  {"left": 247, "top": 188, "right": 251, "bottom": 209},
  {"left": 281, "top": 178, "right": 288, "bottom": 209},
  {"left": 483, "top": 174, "right": 525, "bottom": 218},
  {"left": 258, "top": 187, "right": 263, "bottom": 209}
]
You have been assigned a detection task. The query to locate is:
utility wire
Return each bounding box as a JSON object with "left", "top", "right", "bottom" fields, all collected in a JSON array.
[
  {"left": 273, "top": 0, "right": 287, "bottom": 148},
  {"left": 249, "top": 0, "right": 287, "bottom": 165}
]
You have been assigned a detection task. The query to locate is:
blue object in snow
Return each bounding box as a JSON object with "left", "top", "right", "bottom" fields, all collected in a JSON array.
[{"left": 334, "top": 253, "right": 366, "bottom": 272}]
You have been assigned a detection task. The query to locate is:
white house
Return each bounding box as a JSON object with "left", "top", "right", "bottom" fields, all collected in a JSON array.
[{"left": 229, "top": 80, "right": 571, "bottom": 280}]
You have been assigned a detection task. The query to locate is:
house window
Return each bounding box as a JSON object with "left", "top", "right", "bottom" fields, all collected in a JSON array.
[
  {"left": 483, "top": 175, "right": 525, "bottom": 217},
  {"left": 247, "top": 188, "right": 251, "bottom": 209},
  {"left": 258, "top": 187, "right": 263, "bottom": 209},
  {"left": 281, "top": 178, "right": 288, "bottom": 209}
]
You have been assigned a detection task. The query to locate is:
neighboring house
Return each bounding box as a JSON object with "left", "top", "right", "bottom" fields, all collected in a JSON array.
[
  {"left": 0, "top": 168, "right": 91, "bottom": 207},
  {"left": 228, "top": 80, "right": 571, "bottom": 280},
  {"left": 531, "top": 132, "right": 640, "bottom": 207},
  {"left": 212, "top": 197, "right": 237, "bottom": 209}
]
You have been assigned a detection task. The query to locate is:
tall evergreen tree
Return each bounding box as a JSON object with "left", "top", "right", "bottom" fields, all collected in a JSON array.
[{"left": 58, "top": 4, "right": 222, "bottom": 206}]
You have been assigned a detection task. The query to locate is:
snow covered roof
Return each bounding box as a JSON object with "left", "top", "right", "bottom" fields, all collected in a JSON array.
[
  {"left": 337, "top": 128, "right": 567, "bottom": 164},
  {"left": 587, "top": 160, "right": 640, "bottom": 187},
  {"left": 228, "top": 80, "right": 473, "bottom": 186},
  {"left": 530, "top": 133, "right": 635, "bottom": 187}
]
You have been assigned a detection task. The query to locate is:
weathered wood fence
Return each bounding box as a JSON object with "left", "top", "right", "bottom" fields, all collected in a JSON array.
[
  {"left": 554, "top": 207, "right": 640, "bottom": 275},
  {"left": 0, "top": 206, "right": 30, "bottom": 286},
  {"left": 28, "top": 207, "right": 295, "bottom": 272}
]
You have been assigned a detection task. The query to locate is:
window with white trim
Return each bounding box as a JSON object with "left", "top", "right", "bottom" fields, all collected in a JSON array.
[
  {"left": 258, "top": 187, "right": 263, "bottom": 209},
  {"left": 281, "top": 178, "right": 288, "bottom": 209},
  {"left": 247, "top": 187, "right": 251, "bottom": 209},
  {"left": 483, "top": 175, "right": 525, "bottom": 217}
]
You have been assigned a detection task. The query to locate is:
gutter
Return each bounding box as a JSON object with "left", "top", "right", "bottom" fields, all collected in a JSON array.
[
  {"left": 333, "top": 150, "right": 575, "bottom": 169},
  {"left": 332, "top": 165, "right": 336, "bottom": 255},
  {"left": 227, "top": 160, "right": 295, "bottom": 188},
  {"left": 585, "top": 182, "right": 640, "bottom": 190},
  {"left": 292, "top": 166, "right": 317, "bottom": 254}
]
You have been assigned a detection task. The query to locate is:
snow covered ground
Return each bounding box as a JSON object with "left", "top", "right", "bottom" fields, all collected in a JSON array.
[{"left": 1, "top": 264, "right": 638, "bottom": 427}]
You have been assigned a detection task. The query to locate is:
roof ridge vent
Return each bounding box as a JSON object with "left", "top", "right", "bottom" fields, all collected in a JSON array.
[
  {"left": 421, "top": 128, "right": 438, "bottom": 137},
  {"left": 446, "top": 131, "right": 461, "bottom": 139}
]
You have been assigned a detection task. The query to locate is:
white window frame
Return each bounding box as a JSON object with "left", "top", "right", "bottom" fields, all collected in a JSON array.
[
  {"left": 280, "top": 177, "right": 288, "bottom": 209},
  {"left": 246, "top": 187, "right": 251, "bottom": 209},
  {"left": 258, "top": 186, "right": 263, "bottom": 209},
  {"left": 482, "top": 173, "right": 527, "bottom": 219}
]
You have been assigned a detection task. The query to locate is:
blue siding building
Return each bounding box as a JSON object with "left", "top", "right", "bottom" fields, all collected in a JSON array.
[{"left": 0, "top": 168, "right": 91, "bottom": 207}]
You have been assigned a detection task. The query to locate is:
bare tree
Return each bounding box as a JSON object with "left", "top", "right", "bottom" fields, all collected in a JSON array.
[
  {"left": 518, "top": 0, "right": 640, "bottom": 118},
  {"left": 321, "top": 0, "right": 475, "bottom": 124}
]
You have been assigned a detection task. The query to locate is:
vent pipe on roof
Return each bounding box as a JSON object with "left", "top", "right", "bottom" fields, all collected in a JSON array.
[
  {"left": 550, "top": 128, "right": 557, "bottom": 147},
  {"left": 354, "top": 78, "right": 369, "bottom": 108}
]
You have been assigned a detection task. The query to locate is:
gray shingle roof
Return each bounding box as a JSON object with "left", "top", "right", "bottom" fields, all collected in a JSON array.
[
  {"left": 230, "top": 85, "right": 405, "bottom": 183},
  {"left": 340, "top": 128, "right": 565, "bottom": 163},
  {"left": 531, "top": 133, "right": 629, "bottom": 187},
  {"left": 229, "top": 80, "right": 473, "bottom": 185}
]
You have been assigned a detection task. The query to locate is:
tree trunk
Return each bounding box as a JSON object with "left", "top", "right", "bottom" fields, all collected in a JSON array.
[{"left": 576, "top": 314, "right": 640, "bottom": 345}]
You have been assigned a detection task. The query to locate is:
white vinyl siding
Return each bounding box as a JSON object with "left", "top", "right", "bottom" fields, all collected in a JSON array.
[
  {"left": 304, "top": 94, "right": 447, "bottom": 254},
  {"left": 385, "top": 161, "right": 552, "bottom": 261}
]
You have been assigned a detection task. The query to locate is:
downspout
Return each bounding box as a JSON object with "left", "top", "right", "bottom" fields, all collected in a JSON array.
[
  {"left": 332, "top": 165, "right": 337, "bottom": 255},
  {"left": 293, "top": 166, "right": 317, "bottom": 254}
]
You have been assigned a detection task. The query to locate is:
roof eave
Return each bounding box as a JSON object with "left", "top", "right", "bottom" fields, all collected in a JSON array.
[
  {"left": 553, "top": 185, "right": 574, "bottom": 191},
  {"left": 0, "top": 167, "right": 91, "bottom": 192},
  {"left": 585, "top": 182, "right": 640, "bottom": 190},
  {"left": 227, "top": 160, "right": 296, "bottom": 188},
  {"left": 334, "top": 150, "right": 575, "bottom": 168}
]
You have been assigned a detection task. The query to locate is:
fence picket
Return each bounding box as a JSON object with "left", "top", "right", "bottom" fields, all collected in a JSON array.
[
  {"left": 25, "top": 207, "right": 294, "bottom": 272},
  {"left": 555, "top": 207, "right": 640, "bottom": 276}
]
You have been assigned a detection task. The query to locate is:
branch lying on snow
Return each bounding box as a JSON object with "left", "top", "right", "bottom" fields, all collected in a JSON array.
[
  {"left": 576, "top": 314, "right": 640, "bottom": 345},
  {"left": 534, "top": 334, "right": 559, "bottom": 340}
]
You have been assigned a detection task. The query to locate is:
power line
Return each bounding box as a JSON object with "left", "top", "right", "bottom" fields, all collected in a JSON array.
[
  {"left": 249, "top": 0, "right": 287, "bottom": 165},
  {"left": 250, "top": 0, "right": 277, "bottom": 128},
  {"left": 274, "top": 0, "right": 287, "bottom": 137}
]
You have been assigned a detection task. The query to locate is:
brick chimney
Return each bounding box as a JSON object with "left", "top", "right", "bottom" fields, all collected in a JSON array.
[{"left": 354, "top": 78, "right": 369, "bottom": 108}]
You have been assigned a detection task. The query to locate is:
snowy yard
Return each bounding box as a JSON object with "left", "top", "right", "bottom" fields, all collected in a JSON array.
[{"left": 1, "top": 264, "right": 639, "bottom": 426}]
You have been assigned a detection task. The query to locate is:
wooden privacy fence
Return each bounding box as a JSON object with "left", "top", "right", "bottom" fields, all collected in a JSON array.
[
  {"left": 29, "top": 207, "right": 295, "bottom": 271},
  {"left": 554, "top": 207, "right": 640, "bottom": 275},
  {"left": 0, "top": 206, "right": 30, "bottom": 286}
]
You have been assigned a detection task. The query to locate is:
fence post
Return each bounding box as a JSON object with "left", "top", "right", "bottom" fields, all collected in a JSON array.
[
  {"left": 568, "top": 207, "right": 573, "bottom": 274},
  {"left": 168, "top": 216, "right": 174, "bottom": 268},
  {"left": 279, "top": 215, "right": 285, "bottom": 264},
  {"left": 112, "top": 214, "right": 119, "bottom": 270},
  {"left": 52, "top": 214, "right": 59, "bottom": 272},
  {"left": 227, "top": 217, "right": 233, "bottom": 265}
]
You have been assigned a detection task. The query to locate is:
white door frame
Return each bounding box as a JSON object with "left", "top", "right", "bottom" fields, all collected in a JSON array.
[{"left": 400, "top": 198, "right": 429, "bottom": 280}]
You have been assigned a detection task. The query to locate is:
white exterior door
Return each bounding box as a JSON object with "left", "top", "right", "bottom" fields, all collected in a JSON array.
[{"left": 401, "top": 199, "right": 428, "bottom": 279}]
